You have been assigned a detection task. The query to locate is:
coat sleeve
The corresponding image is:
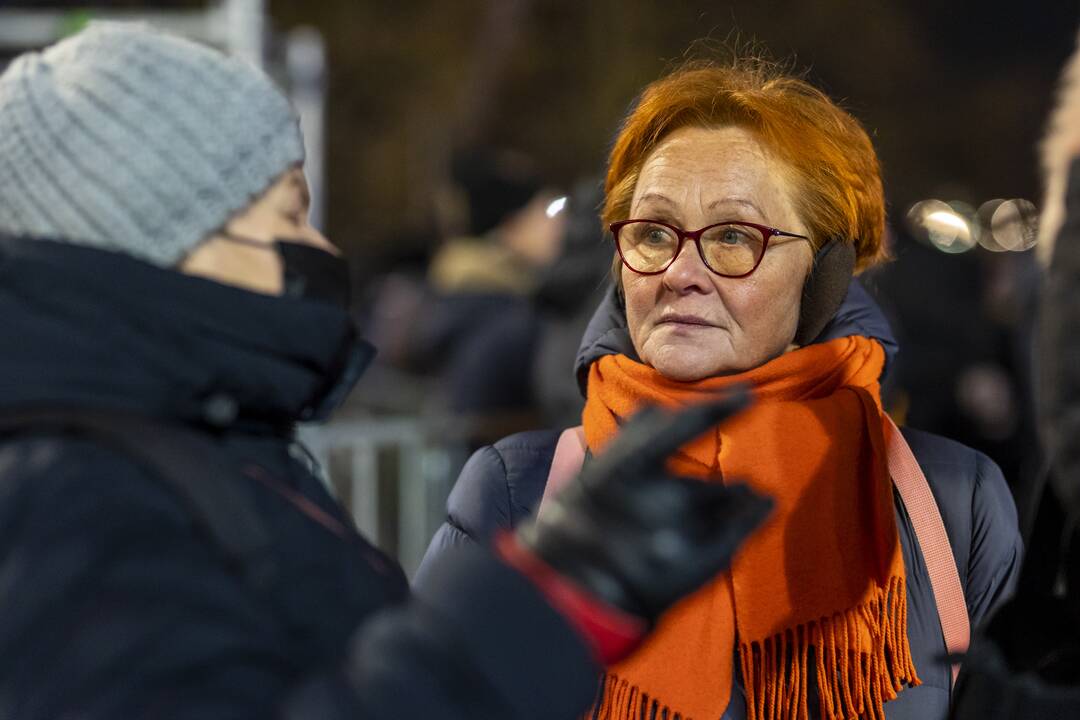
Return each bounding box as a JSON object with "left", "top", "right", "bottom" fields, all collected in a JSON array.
[
  {"left": 0, "top": 438, "right": 599, "bottom": 720},
  {"left": 901, "top": 427, "right": 1023, "bottom": 636},
  {"left": 413, "top": 431, "right": 558, "bottom": 589},
  {"left": 413, "top": 445, "right": 511, "bottom": 588},
  {"left": 964, "top": 450, "right": 1024, "bottom": 626},
  {"left": 289, "top": 544, "right": 602, "bottom": 720}
]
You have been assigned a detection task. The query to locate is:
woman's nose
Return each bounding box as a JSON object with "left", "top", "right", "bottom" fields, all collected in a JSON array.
[
  {"left": 662, "top": 239, "right": 713, "bottom": 293},
  {"left": 307, "top": 228, "right": 341, "bottom": 256}
]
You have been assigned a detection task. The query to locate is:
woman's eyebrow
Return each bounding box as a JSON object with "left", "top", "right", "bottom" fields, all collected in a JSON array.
[
  {"left": 637, "top": 193, "right": 765, "bottom": 218},
  {"left": 707, "top": 197, "right": 765, "bottom": 218},
  {"left": 635, "top": 192, "right": 675, "bottom": 208}
]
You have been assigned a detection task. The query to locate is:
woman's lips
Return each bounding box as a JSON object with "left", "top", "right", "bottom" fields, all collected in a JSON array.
[{"left": 656, "top": 313, "right": 718, "bottom": 328}]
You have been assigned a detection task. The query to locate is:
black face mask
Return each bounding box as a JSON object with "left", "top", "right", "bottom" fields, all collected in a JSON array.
[
  {"left": 221, "top": 233, "right": 351, "bottom": 309},
  {"left": 277, "top": 241, "right": 351, "bottom": 308}
]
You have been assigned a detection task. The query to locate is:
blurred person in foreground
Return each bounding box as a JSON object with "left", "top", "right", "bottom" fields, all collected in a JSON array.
[
  {"left": 0, "top": 24, "right": 775, "bottom": 719},
  {"left": 948, "top": 25, "right": 1080, "bottom": 718},
  {"left": 417, "top": 59, "right": 1022, "bottom": 720}
]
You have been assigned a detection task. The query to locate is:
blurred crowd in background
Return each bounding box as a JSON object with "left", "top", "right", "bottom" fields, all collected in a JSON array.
[{"left": 3, "top": 0, "right": 1076, "bottom": 570}]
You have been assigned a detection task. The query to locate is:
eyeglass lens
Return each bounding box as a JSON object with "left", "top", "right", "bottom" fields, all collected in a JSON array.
[{"left": 618, "top": 221, "right": 765, "bottom": 276}]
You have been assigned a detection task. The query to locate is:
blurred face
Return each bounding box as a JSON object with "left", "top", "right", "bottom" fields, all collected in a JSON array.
[
  {"left": 179, "top": 166, "right": 336, "bottom": 295},
  {"left": 499, "top": 191, "right": 567, "bottom": 268},
  {"left": 622, "top": 125, "right": 814, "bottom": 381}
]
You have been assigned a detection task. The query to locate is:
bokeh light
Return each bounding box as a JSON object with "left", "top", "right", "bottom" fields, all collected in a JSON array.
[
  {"left": 990, "top": 199, "right": 1039, "bottom": 252},
  {"left": 909, "top": 197, "right": 1039, "bottom": 253},
  {"left": 975, "top": 199, "right": 1008, "bottom": 252},
  {"left": 545, "top": 196, "right": 568, "bottom": 218},
  {"left": 907, "top": 199, "right": 976, "bottom": 253}
]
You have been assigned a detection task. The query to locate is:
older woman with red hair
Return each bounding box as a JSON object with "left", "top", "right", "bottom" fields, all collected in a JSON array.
[{"left": 418, "top": 59, "right": 1022, "bottom": 720}]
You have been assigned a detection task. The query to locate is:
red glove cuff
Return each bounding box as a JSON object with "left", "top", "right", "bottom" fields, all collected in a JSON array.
[{"left": 495, "top": 532, "right": 646, "bottom": 665}]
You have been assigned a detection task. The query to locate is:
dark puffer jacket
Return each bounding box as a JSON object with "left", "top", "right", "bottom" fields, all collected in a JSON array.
[
  {"left": 416, "top": 281, "right": 1023, "bottom": 720},
  {"left": 0, "top": 236, "right": 600, "bottom": 720}
]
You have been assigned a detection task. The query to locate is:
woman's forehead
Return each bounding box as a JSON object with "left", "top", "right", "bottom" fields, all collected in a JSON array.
[{"left": 632, "top": 126, "right": 795, "bottom": 217}]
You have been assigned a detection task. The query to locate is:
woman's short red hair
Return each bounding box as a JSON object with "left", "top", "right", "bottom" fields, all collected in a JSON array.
[{"left": 603, "top": 60, "right": 887, "bottom": 272}]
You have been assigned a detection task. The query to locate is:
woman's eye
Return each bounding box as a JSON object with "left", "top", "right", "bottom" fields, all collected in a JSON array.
[
  {"left": 635, "top": 223, "right": 674, "bottom": 244},
  {"left": 720, "top": 228, "right": 749, "bottom": 245}
]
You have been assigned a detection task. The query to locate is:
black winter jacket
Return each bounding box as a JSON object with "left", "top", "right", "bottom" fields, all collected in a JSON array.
[
  {"left": 0, "top": 237, "right": 600, "bottom": 719},
  {"left": 416, "top": 281, "right": 1024, "bottom": 720}
]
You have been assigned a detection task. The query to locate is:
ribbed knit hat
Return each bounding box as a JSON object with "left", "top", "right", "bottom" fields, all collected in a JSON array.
[{"left": 0, "top": 22, "right": 305, "bottom": 266}]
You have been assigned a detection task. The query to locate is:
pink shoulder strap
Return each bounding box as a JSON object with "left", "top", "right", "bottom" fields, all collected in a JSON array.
[
  {"left": 537, "top": 420, "right": 970, "bottom": 687},
  {"left": 538, "top": 426, "right": 586, "bottom": 518},
  {"left": 884, "top": 415, "right": 970, "bottom": 687}
]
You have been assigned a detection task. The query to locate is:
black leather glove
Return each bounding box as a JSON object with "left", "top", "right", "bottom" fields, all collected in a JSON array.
[{"left": 515, "top": 388, "right": 772, "bottom": 626}]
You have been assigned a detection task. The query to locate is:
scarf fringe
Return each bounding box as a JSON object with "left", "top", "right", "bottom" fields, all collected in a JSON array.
[
  {"left": 738, "top": 575, "right": 920, "bottom": 720},
  {"left": 591, "top": 674, "right": 687, "bottom": 720},
  {"left": 590, "top": 576, "right": 918, "bottom": 720}
]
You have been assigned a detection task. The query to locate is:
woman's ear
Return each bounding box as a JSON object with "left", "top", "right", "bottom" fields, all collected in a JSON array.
[{"left": 794, "top": 240, "right": 855, "bottom": 345}]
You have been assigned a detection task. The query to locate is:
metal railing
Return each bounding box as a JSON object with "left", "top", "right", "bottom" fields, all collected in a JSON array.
[{"left": 299, "top": 415, "right": 469, "bottom": 578}]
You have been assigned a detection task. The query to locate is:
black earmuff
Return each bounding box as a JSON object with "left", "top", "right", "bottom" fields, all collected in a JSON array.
[{"left": 794, "top": 240, "right": 856, "bottom": 346}]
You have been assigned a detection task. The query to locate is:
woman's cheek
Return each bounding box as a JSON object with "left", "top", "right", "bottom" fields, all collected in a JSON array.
[{"left": 622, "top": 273, "right": 657, "bottom": 352}]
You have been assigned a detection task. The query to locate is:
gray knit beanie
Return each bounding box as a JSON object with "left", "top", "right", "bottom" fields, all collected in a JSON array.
[{"left": 0, "top": 21, "right": 305, "bottom": 266}]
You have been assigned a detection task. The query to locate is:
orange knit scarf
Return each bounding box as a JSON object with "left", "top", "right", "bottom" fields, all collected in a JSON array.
[{"left": 583, "top": 336, "right": 919, "bottom": 720}]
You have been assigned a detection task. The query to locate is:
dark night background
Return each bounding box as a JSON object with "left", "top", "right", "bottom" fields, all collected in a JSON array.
[
  {"left": 266, "top": 0, "right": 1080, "bottom": 272},
  {"left": 5, "top": 1, "right": 1077, "bottom": 271}
]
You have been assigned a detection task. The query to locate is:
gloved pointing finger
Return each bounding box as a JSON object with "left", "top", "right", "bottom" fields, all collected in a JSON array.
[
  {"left": 590, "top": 385, "right": 751, "bottom": 480},
  {"left": 503, "top": 388, "right": 772, "bottom": 665}
]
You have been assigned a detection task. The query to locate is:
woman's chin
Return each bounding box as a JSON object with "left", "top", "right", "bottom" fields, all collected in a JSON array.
[{"left": 642, "top": 343, "right": 739, "bottom": 382}]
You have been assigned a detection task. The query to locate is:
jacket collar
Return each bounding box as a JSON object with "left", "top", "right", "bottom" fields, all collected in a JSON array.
[{"left": 0, "top": 236, "right": 372, "bottom": 431}]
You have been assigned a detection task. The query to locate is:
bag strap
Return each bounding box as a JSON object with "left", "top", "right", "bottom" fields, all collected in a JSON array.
[
  {"left": 538, "top": 425, "right": 586, "bottom": 517},
  {"left": 540, "top": 419, "right": 971, "bottom": 688},
  {"left": 884, "top": 414, "right": 970, "bottom": 687},
  {"left": 0, "top": 408, "right": 276, "bottom": 589}
]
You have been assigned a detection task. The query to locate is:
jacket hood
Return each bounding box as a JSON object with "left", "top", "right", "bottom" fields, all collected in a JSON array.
[
  {"left": 573, "top": 279, "right": 898, "bottom": 395},
  {"left": 0, "top": 236, "right": 373, "bottom": 430}
]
